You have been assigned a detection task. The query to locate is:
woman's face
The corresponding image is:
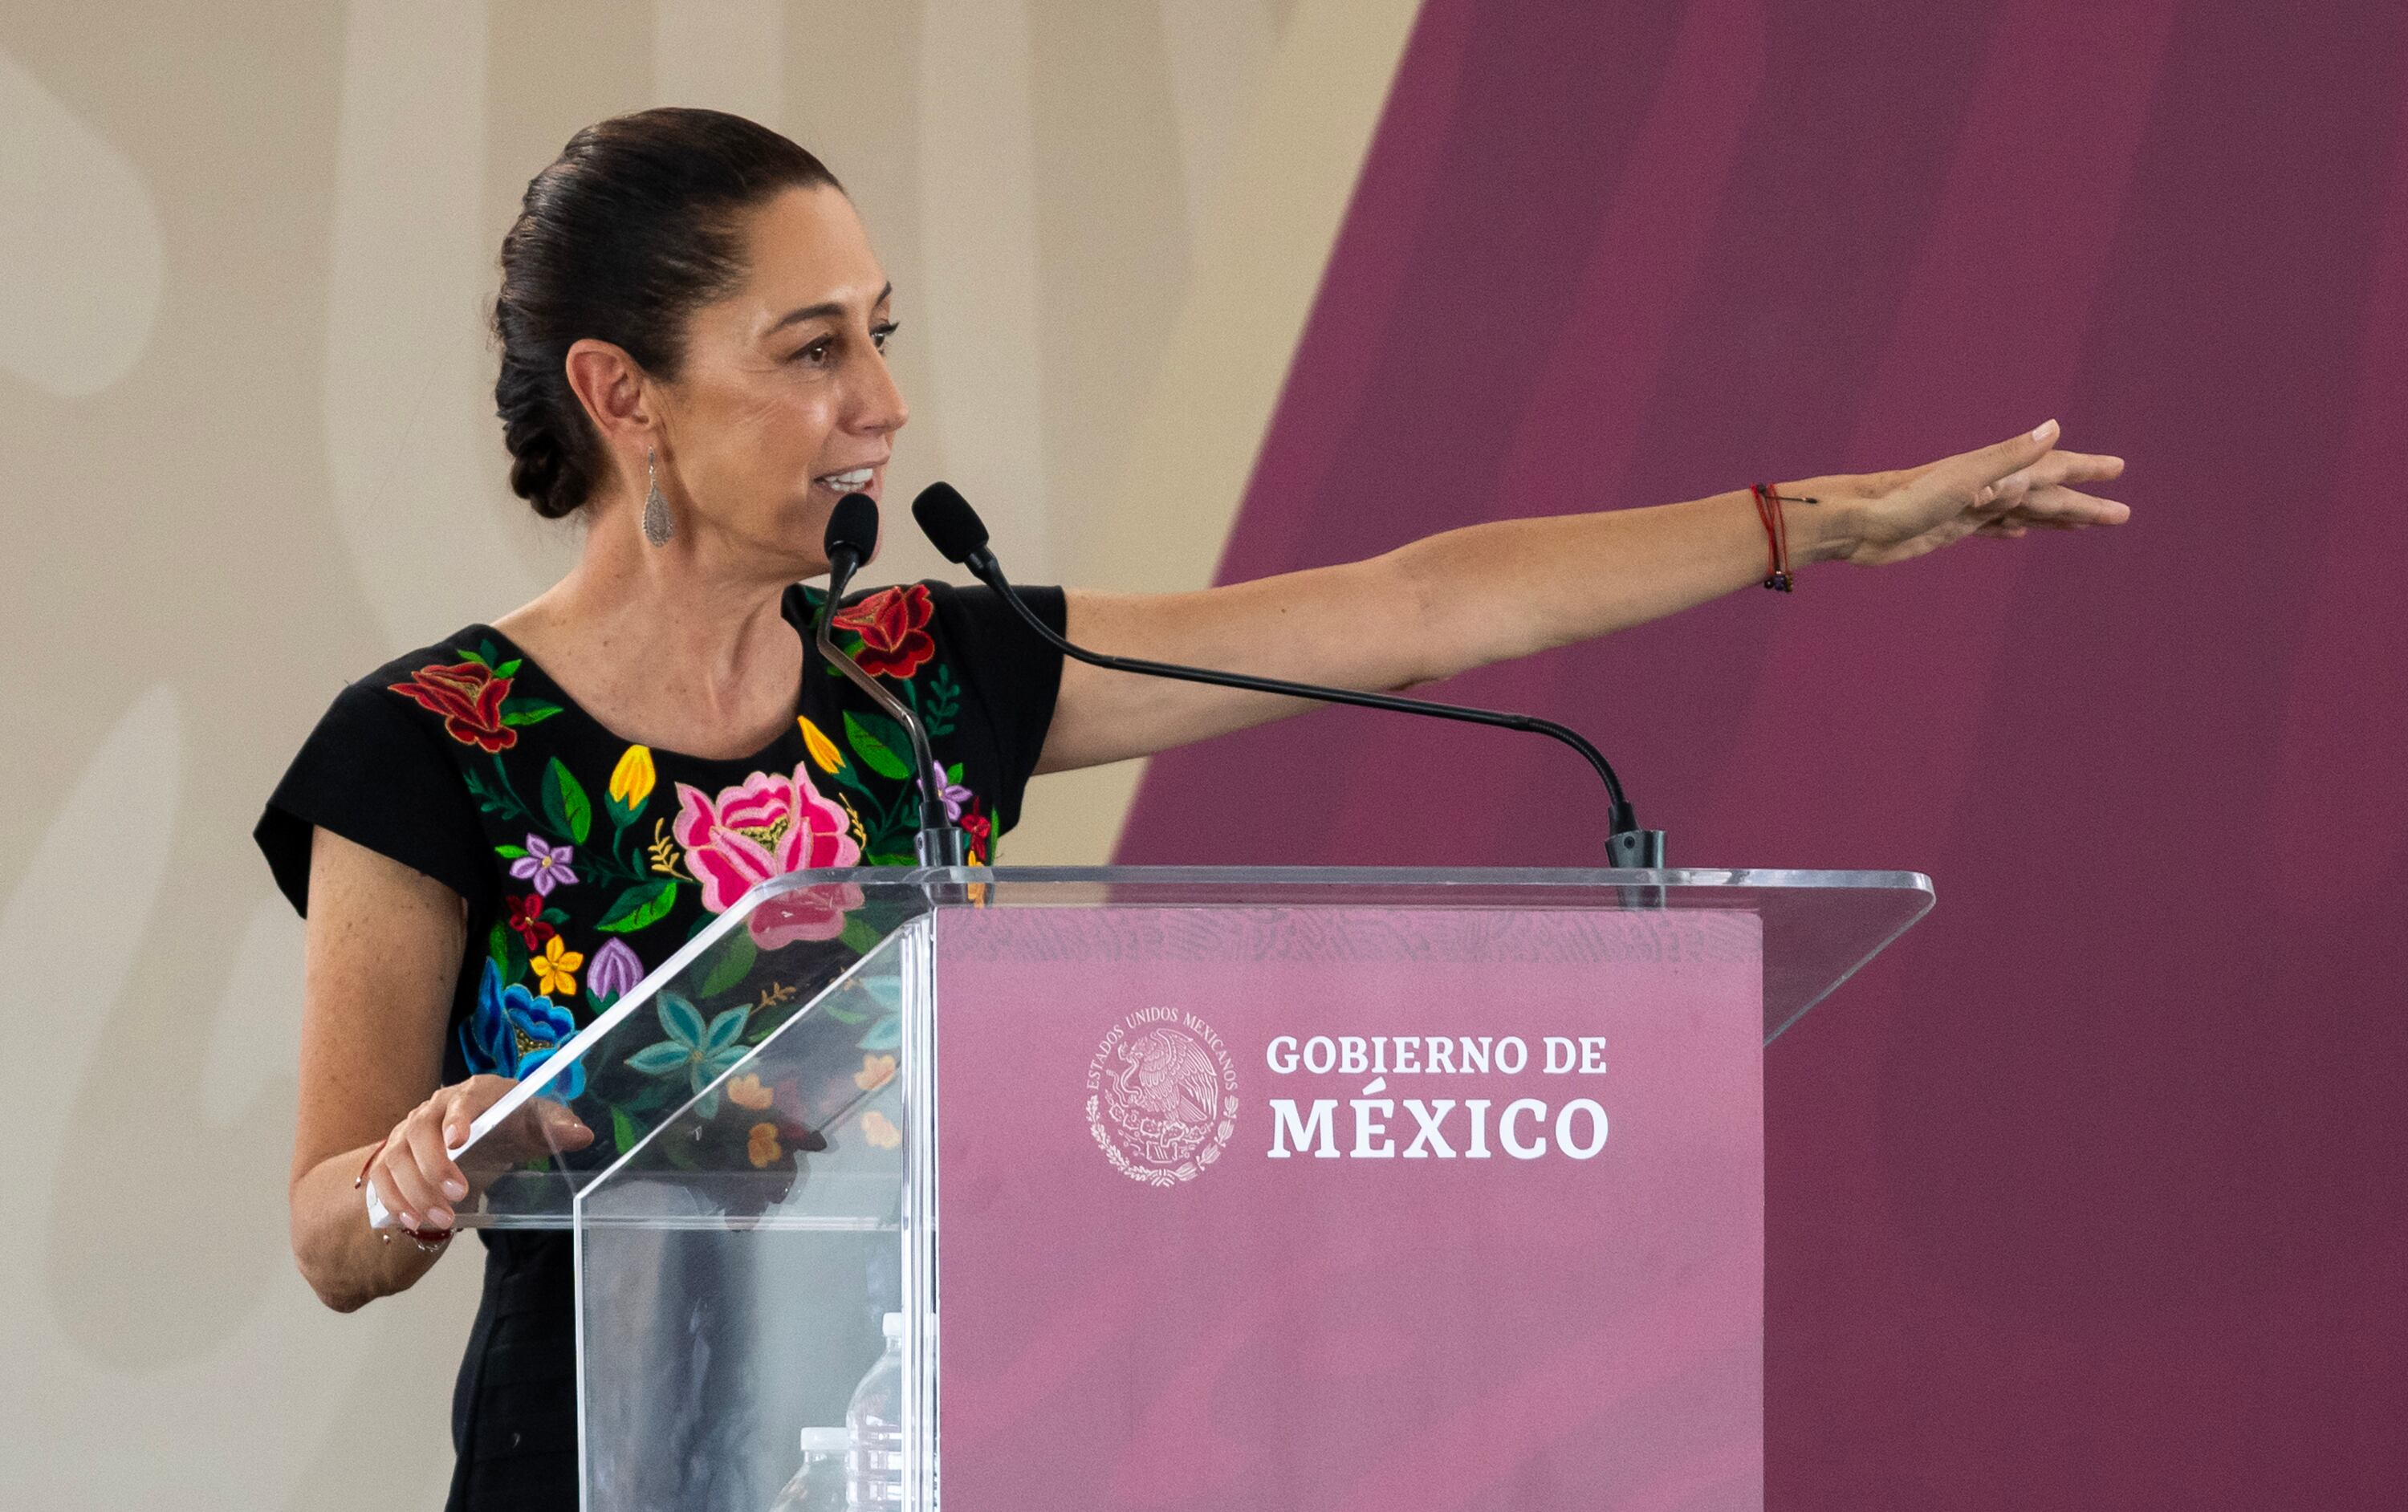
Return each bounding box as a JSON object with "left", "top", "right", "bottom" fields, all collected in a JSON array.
[{"left": 652, "top": 184, "right": 907, "bottom": 572}]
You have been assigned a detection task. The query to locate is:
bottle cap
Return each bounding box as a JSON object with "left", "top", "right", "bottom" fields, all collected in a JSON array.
[
  {"left": 881, "top": 1311, "right": 905, "bottom": 1342},
  {"left": 799, "top": 1427, "right": 849, "bottom": 1456}
]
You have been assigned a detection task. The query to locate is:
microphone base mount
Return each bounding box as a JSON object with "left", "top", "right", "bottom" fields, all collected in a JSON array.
[{"left": 1607, "top": 828, "right": 1666, "bottom": 868}]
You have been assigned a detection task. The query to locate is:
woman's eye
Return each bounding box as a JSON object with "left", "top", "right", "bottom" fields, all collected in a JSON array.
[
  {"left": 872, "top": 320, "right": 899, "bottom": 352},
  {"left": 795, "top": 338, "right": 833, "bottom": 365}
]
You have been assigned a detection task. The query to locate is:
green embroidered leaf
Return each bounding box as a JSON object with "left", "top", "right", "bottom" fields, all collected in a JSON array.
[
  {"left": 844, "top": 710, "right": 913, "bottom": 780},
  {"left": 456, "top": 646, "right": 488, "bottom": 667},
  {"left": 494, "top": 658, "right": 523, "bottom": 678},
  {"left": 695, "top": 932, "right": 758, "bottom": 998},
  {"left": 924, "top": 666, "right": 962, "bottom": 738},
  {"left": 827, "top": 756, "right": 875, "bottom": 797},
  {"left": 487, "top": 921, "right": 510, "bottom": 969},
  {"left": 543, "top": 757, "right": 592, "bottom": 843},
  {"left": 502, "top": 702, "right": 563, "bottom": 728},
  {"left": 496, "top": 925, "right": 527, "bottom": 988},
  {"left": 604, "top": 788, "right": 645, "bottom": 829},
  {"left": 478, "top": 638, "right": 501, "bottom": 666},
  {"left": 839, "top": 915, "right": 886, "bottom": 956},
  {"left": 946, "top": 762, "right": 964, "bottom": 783},
  {"left": 864, "top": 851, "right": 915, "bottom": 867},
  {"left": 494, "top": 843, "right": 527, "bottom": 860},
  {"left": 610, "top": 1105, "right": 640, "bottom": 1153},
  {"left": 626, "top": 1042, "right": 693, "bottom": 1075},
  {"left": 597, "top": 879, "right": 676, "bottom": 934},
  {"left": 540, "top": 908, "right": 568, "bottom": 925}
]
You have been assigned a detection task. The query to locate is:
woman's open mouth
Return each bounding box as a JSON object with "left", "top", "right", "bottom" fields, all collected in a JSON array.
[{"left": 813, "top": 466, "right": 877, "bottom": 494}]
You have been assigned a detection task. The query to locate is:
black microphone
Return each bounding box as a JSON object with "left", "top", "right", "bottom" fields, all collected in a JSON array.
[
  {"left": 818, "top": 493, "right": 970, "bottom": 866},
  {"left": 911, "top": 482, "right": 1666, "bottom": 867}
]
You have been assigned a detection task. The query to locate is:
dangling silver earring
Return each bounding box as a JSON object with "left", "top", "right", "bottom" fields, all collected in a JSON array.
[{"left": 641, "top": 446, "right": 674, "bottom": 547}]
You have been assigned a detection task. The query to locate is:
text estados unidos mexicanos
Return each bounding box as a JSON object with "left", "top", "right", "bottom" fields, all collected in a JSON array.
[{"left": 1262, "top": 1034, "right": 1608, "bottom": 1161}]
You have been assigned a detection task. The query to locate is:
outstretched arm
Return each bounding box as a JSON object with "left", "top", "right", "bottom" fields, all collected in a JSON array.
[{"left": 1037, "top": 421, "right": 2125, "bottom": 773}]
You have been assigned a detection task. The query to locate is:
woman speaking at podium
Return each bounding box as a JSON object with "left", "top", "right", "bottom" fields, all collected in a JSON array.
[{"left": 254, "top": 109, "right": 2124, "bottom": 1509}]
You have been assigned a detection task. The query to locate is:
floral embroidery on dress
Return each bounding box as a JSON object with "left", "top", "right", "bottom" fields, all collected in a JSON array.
[
  {"left": 372, "top": 584, "right": 1016, "bottom": 1175},
  {"left": 673, "top": 764, "right": 861, "bottom": 914},
  {"left": 388, "top": 640, "right": 563, "bottom": 751},
  {"left": 829, "top": 583, "right": 936, "bottom": 679},
  {"left": 462, "top": 958, "right": 585, "bottom": 1098}
]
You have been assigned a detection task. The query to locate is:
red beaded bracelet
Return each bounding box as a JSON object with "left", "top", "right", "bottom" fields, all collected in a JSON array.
[{"left": 1750, "top": 482, "right": 1818, "bottom": 592}]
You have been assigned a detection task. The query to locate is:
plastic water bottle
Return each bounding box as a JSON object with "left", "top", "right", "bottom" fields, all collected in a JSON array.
[
  {"left": 845, "top": 1312, "right": 905, "bottom": 1507},
  {"left": 768, "top": 1427, "right": 848, "bottom": 1511}
]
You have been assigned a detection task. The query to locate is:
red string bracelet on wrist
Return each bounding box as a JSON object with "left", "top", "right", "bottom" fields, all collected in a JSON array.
[{"left": 1750, "top": 482, "right": 1819, "bottom": 592}]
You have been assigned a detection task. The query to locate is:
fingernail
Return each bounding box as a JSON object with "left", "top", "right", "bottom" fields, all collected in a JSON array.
[
  {"left": 426, "top": 1208, "right": 454, "bottom": 1229},
  {"left": 2032, "top": 418, "right": 2059, "bottom": 442},
  {"left": 399, "top": 1210, "right": 421, "bottom": 1229},
  {"left": 442, "top": 1178, "right": 468, "bottom": 1201}
]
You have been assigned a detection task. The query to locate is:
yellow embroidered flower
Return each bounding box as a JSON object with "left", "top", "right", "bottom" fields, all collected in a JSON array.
[
  {"left": 747, "top": 1122, "right": 783, "bottom": 1168},
  {"left": 860, "top": 1110, "right": 901, "bottom": 1150},
  {"left": 855, "top": 1054, "right": 897, "bottom": 1093},
  {"left": 797, "top": 716, "right": 844, "bottom": 774},
  {"left": 529, "top": 936, "right": 584, "bottom": 997},
  {"left": 608, "top": 744, "right": 657, "bottom": 808},
  {"left": 727, "top": 1072, "right": 774, "bottom": 1110}
]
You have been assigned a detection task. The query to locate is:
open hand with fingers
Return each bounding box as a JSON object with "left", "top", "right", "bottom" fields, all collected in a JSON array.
[{"left": 1790, "top": 419, "right": 2130, "bottom": 568}]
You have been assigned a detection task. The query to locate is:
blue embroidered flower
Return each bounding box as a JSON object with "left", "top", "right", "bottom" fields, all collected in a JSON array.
[{"left": 461, "top": 958, "right": 588, "bottom": 1099}]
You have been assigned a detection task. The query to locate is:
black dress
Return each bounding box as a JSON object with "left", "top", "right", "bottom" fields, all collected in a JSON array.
[{"left": 255, "top": 580, "right": 1064, "bottom": 1510}]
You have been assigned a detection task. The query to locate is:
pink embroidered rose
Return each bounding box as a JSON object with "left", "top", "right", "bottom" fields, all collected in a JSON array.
[
  {"left": 748, "top": 882, "right": 866, "bottom": 949},
  {"left": 672, "top": 763, "right": 860, "bottom": 915}
]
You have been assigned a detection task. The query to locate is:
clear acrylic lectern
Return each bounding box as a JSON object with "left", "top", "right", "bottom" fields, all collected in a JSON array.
[{"left": 451, "top": 866, "right": 1930, "bottom": 1511}]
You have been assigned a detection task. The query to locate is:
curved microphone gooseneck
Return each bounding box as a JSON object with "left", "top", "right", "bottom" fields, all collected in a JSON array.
[
  {"left": 817, "top": 493, "right": 970, "bottom": 866},
  {"left": 909, "top": 482, "right": 1666, "bottom": 867}
]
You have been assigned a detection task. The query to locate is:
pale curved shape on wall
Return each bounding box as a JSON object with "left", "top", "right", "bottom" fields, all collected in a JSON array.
[
  {"left": 202, "top": 897, "right": 308, "bottom": 1128},
  {"left": 1007, "top": 0, "right": 1422, "bottom": 866},
  {"left": 917, "top": 0, "right": 1053, "bottom": 580},
  {"left": 1159, "top": 0, "right": 1281, "bottom": 242},
  {"left": 323, "top": 0, "right": 549, "bottom": 648},
  {"left": 0, "top": 44, "right": 163, "bottom": 396},
  {"left": 0, "top": 681, "right": 466, "bottom": 1510}
]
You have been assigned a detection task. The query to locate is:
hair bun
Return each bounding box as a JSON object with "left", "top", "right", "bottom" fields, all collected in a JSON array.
[{"left": 488, "top": 108, "right": 840, "bottom": 521}]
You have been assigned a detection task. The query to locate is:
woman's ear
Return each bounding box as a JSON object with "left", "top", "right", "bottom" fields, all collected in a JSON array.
[{"left": 563, "top": 338, "right": 653, "bottom": 446}]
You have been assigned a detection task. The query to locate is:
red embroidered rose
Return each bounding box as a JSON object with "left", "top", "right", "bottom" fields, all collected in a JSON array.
[
  {"left": 830, "top": 584, "right": 936, "bottom": 679},
  {"left": 504, "top": 892, "right": 555, "bottom": 950},
  {"left": 390, "top": 660, "right": 516, "bottom": 751}
]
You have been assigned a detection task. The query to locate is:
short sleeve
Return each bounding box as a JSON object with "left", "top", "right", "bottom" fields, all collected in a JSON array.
[
  {"left": 925, "top": 581, "right": 1067, "bottom": 835},
  {"left": 254, "top": 677, "right": 497, "bottom": 918}
]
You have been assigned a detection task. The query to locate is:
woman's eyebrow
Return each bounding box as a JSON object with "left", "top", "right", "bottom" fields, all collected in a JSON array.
[{"left": 766, "top": 282, "right": 894, "bottom": 335}]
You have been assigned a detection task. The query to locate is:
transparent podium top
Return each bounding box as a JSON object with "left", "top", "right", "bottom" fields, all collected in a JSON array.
[{"left": 448, "top": 866, "right": 1930, "bottom": 1230}]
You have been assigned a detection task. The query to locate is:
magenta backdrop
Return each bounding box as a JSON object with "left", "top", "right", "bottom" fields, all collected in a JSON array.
[{"left": 1116, "top": 1, "right": 2408, "bottom": 1505}]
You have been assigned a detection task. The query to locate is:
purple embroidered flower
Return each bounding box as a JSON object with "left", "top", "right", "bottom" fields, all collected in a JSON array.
[
  {"left": 938, "top": 782, "right": 974, "bottom": 822},
  {"left": 510, "top": 833, "right": 579, "bottom": 895},
  {"left": 586, "top": 938, "right": 643, "bottom": 1005}
]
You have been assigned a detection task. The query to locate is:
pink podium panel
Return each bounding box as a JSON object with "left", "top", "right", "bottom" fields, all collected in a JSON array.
[
  {"left": 936, "top": 905, "right": 1765, "bottom": 1511},
  {"left": 549, "top": 868, "right": 1926, "bottom": 1511}
]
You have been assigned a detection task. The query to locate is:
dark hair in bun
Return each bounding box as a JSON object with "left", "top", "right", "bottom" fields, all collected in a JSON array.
[{"left": 492, "top": 108, "right": 840, "bottom": 518}]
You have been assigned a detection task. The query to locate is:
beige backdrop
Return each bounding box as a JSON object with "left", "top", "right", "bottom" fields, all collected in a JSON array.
[{"left": 0, "top": 2, "right": 1415, "bottom": 1504}]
